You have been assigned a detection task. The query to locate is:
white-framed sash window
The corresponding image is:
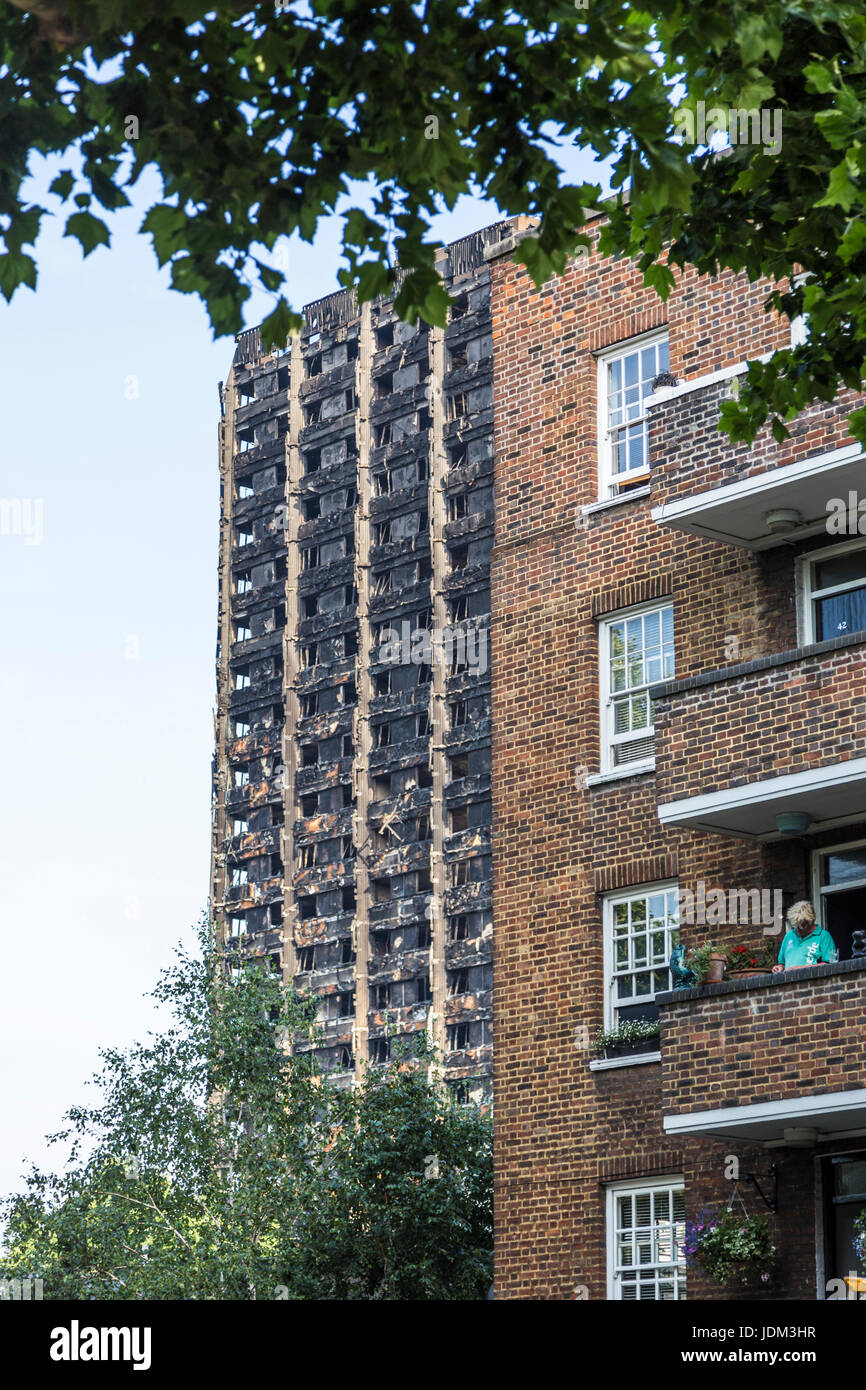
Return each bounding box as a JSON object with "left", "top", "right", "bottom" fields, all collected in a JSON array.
[
  {"left": 598, "top": 332, "right": 669, "bottom": 498},
  {"left": 607, "top": 1177, "right": 687, "bottom": 1300}
]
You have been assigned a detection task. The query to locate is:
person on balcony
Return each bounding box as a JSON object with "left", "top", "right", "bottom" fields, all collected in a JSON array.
[{"left": 772, "top": 901, "right": 837, "bottom": 972}]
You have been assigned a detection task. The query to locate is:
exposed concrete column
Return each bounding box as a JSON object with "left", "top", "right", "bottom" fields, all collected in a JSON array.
[
  {"left": 427, "top": 319, "right": 448, "bottom": 1066},
  {"left": 352, "top": 301, "right": 374, "bottom": 1077},
  {"left": 281, "top": 333, "right": 304, "bottom": 985},
  {"left": 210, "top": 378, "right": 236, "bottom": 936}
]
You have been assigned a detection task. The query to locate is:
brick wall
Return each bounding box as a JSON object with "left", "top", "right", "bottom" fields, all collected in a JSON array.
[
  {"left": 489, "top": 214, "right": 865, "bottom": 1300},
  {"left": 659, "top": 962, "right": 866, "bottom": 1115},
  {"left": 650, "top": 378, "right": 860, "bottom": 514},
  {"left": 653, "top": 635, "right": 866, "bottom": 804}
]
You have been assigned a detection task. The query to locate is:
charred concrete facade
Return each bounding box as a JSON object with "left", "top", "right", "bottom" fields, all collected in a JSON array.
[
  {"left": 487, "top": 219, "right": 866, "bottom": 1300},
  {"left": 210, "top": 222, "right": 523, "bottom": 1099}
]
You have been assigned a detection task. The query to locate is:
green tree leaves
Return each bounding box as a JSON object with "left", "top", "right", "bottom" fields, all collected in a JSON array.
[
  {"left": 1, "top": 2, "right": 866, "bottom": 446},
  {"left": 0, "top": 920, "right": 493, "bottom": 1301},
  {"left": 0, "top": 248, "right": 36, "bottom": 299},
  {"left": 63, "top": 209, "right": 110, "bottom": 256}
]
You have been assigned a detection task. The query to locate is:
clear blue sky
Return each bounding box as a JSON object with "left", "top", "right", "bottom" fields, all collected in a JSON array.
[{"left": 0, "top": 142, "right": 606, "bottom": 1197}]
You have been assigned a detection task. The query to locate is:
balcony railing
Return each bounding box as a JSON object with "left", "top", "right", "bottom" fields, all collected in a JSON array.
[
  {"left": 647, "top": 372, "right": 864, "bottom": 550},
  {"left": 651, "top": 634, "right": 866, "bottom": 839},
  {"left": 657, "top": 959, "right": 866, "bottom": 1144}
]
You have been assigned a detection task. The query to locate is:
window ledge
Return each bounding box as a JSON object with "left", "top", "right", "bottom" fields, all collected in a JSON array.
[
  {"left": 589, "top": 1052, "right": 661, "bottom": 1071},
  {"left": 585, "top": 760, "right": 655, "bottom": 787},
  {"left": 581, "top": 486, "right": 651, "bottom": 519}
]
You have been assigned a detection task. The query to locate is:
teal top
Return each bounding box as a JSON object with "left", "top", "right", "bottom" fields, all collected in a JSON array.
[{"left": 777, "top": 925, "right": 836, "bottom": 969}]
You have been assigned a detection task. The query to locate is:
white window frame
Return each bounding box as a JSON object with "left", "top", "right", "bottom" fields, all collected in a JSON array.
[
  {"left": 237, "top": 483, "right": 255, "bottom": 500},
  {"left": 228, "top": 916, "right": 247, "bottom": 939},
  {"left": 798, "top": 535, "right": 866, "bottom": 646},
  {"left": 790, "top": 271, "right": 810, "bottom": 348},
  {"left": 232, "top": 766, "right": 249, "bottom": 788},
  {"left": 237, "top": 529, "right": 254, "bottom": 548},
  {"left": 233, "top": 719, "right": 250, "bottom": 738},
  {"left": 234, "top": 668, "right": 250, "bottom": 690},
  {"left": 811, "top": 835, "right": 866, "bottom": 951},
  {"left": 606, "top": 1176, "right": 686, "bottom": 1301},
  {"left": 234, "top": 625, "right": 251, "bottom": 644},
  {"left": 602, "top": 880, "right": 680, "bottom": 1031},
  {"left": 236, "top": 572, "right": 252, "bottom": 594},
  {"left": 230, "top": 864, "right": 248, "bottom": 886},
  {"left": 232, "top": 817, "right": 248, "bottom": 836},
  {"left": 597, "top": 330, "right": 669, "bottom": 499},
  {"left": 598, "top": 599, "right": 674, "bottom": 773}
]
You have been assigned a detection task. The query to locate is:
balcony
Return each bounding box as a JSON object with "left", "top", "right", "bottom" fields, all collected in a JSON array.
[
  {"left": 648, "top": 372, "right": 863, "bottom": 550},
  {"left": 651, "top": 634, "right": 866, "bottom": 839},
  {"left": 657, "top": 960, "right": 866, "bottom": 1144}
]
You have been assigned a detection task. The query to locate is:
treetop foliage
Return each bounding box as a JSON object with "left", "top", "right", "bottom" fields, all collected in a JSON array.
[
  {"left": 1, "top": 2, "right": 866, "bottom": 443},
  {"left": 1, "top": 921, "right": 493, "bottom": 1300}
]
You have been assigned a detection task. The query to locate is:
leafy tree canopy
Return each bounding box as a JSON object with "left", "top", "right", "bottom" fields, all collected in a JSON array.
[
  {"left": 2, "top": 1, "right": 866, "bottom": 443},
  {"left": 1, "top": 921, "right": 493, "bottom": 1300}
]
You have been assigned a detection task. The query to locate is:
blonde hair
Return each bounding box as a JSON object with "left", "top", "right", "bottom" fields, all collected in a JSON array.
[{"left": 787, "top": 900, "right": 816, "bottom": 930}]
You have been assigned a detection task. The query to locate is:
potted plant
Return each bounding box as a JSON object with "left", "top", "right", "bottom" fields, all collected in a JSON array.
[
  {"left": 593, "top": 1019, "right": 660, "bottom": 1060},
  {"left": 725, "top": 943, "right": 777, "bottom": 979},
  {"left": 682, "top": 1209, "right": 775, "bottom": 1288},
  {"left": 684, "top": 941, "right": 727, "bottom": 984}
]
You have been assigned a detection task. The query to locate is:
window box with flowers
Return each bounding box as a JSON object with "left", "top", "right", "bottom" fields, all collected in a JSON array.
[
  {"left": 593, "top": 1018, "right": 660, "bottom": 1060},
  {"left": 682, "top": 1209, "right": 775, "bottom": 1288}
]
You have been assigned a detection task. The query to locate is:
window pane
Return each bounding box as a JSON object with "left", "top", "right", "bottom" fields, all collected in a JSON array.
[
  {"left": 814, "top": 549, "right": 866, "bottom": 591},
  {"left": 614, "top": 698, "right": 633, "bottom": 734},
  {"left": 631, "top": 693, "right": 649, "bottom": 729},
  {"left": 825, "top": 849, "right": 866, "bottom": 886},
  {"left": 835, "top": 1159, "right": 866, "bottom": 1197},
  {"left": 612, "top": 1181, "right": 686, "bottom": 1302},
  {"left": 611, "top": 887, "right": 678, "bottom": 1019},
  {"left": 815, "top": 587, "right": 866, "bottom": 640},
  {"left": 627, "top": 429, "right": 645, "bottom": 469}
]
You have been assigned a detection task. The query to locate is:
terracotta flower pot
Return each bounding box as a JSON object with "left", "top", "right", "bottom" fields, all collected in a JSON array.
[{"left": 706, "top": 952, "right": 726, "bottom": 984}]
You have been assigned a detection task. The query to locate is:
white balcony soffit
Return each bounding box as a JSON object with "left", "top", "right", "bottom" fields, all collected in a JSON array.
[
  {"left": 663, "top": 1089, "right": 866, "bottom": 1145},
  {"left": 657, "top": 755, "right": 866, "bottom": 841},
  {"left": 651, "top": 442, "right": 866, "bottom": 550}
]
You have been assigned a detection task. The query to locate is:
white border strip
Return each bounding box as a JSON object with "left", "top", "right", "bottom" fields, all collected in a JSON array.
[
  {"left": 652, "top": 441, "right": 864, "bottom": 530},
  {"left": 663, "top": 1088, "right": 866, "bottom": 1138},
  {"left": 658, "top": 755, "right": 866, "bottom": 829}
]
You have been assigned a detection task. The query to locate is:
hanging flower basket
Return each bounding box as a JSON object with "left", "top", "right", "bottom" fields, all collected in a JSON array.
[{"left": 683, "top": 1209, "right": 775, "bottom": 1288}]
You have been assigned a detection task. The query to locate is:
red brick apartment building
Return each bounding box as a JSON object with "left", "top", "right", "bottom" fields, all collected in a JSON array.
[{"left": 486, "top": 220, "right": 866, "bottom": 1300}]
